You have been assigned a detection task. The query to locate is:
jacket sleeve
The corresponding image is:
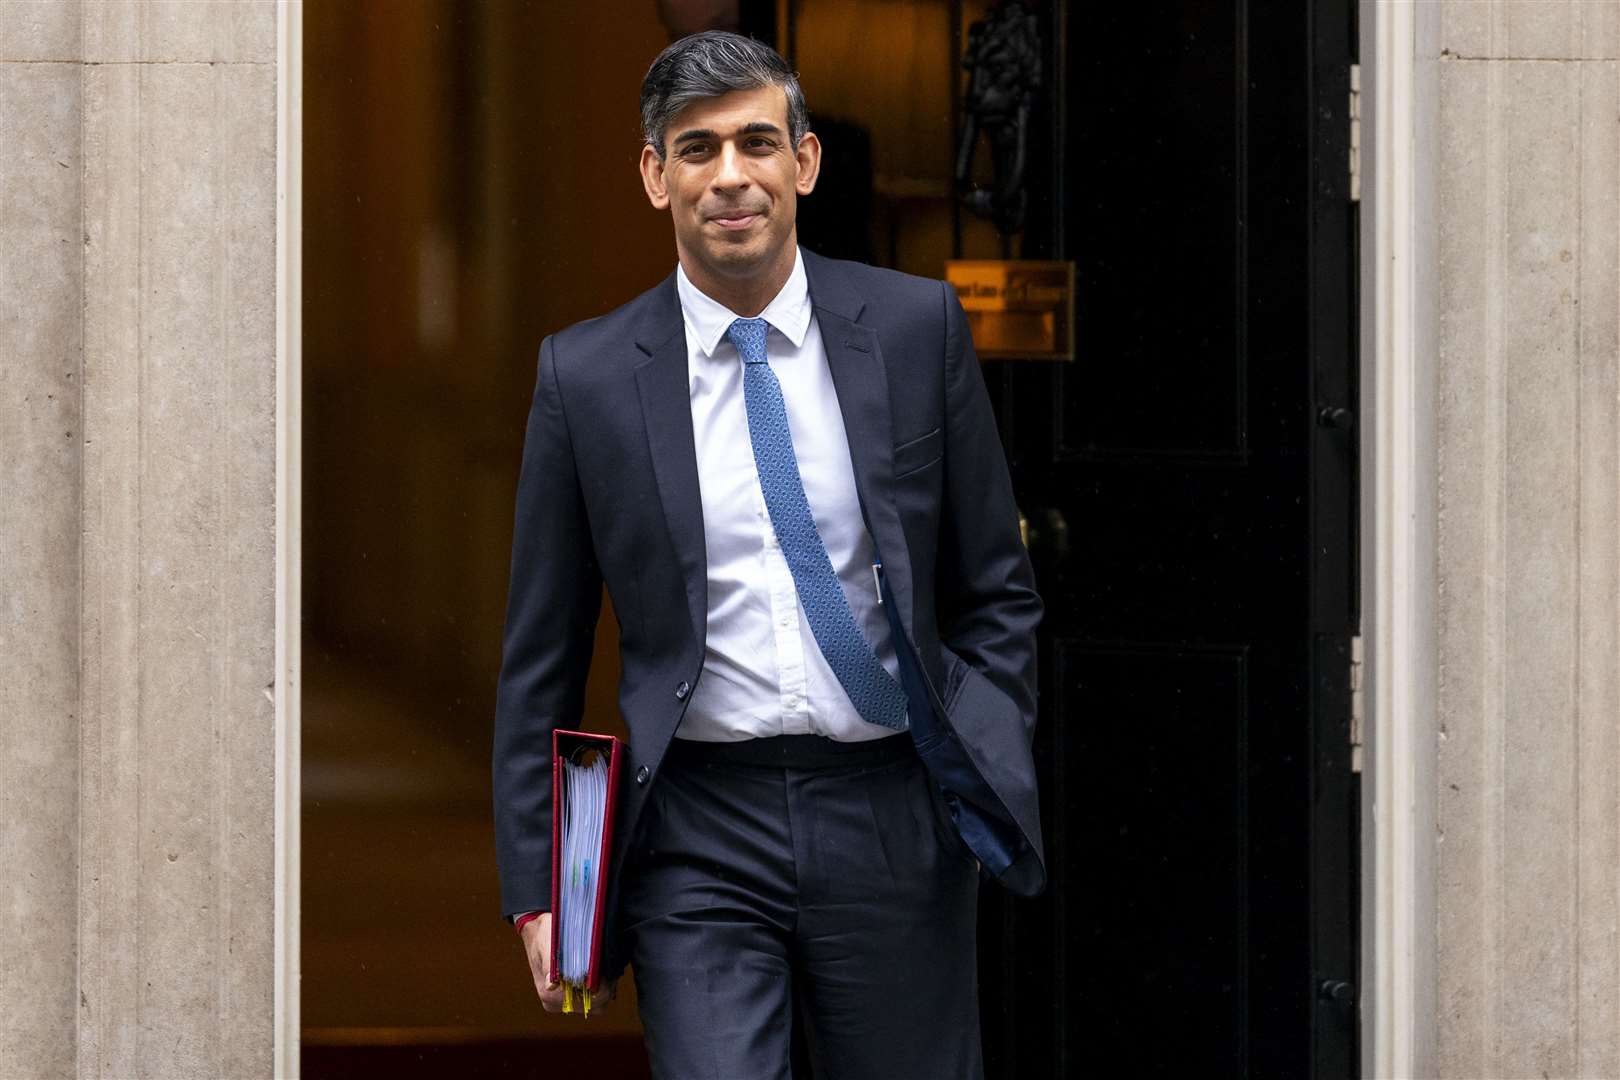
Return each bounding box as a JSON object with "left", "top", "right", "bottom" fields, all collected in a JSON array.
[
  {"left": 492, "top": 334, "right": 603, "bottom": 920},
  {"left": 935, "top": 281, "right": 1045, "bottom": 737}
]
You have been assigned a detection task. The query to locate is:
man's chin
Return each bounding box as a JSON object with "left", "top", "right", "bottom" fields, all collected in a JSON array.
[{"left": 700, "top": 236, "right": 776, "bottom": 273}]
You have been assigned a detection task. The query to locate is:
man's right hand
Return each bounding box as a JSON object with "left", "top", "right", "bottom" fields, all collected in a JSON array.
[{"left": 520, "top": 913, "right": 566, "bottom": 1012}]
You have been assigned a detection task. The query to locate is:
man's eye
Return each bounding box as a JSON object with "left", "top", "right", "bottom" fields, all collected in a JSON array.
[
  {"left": 680, "top": 143, "right": 710, "bottom": 156},
  {"left": 747, "top": 138, "right": 775, "bottom": 150}
]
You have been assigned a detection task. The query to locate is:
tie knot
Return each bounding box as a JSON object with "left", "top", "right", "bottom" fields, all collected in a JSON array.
[{"left": 725, "top": 317, "right": 771, "bottom": 364}]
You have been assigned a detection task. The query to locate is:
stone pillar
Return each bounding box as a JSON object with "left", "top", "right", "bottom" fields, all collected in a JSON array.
[
  {"left": 1431, "top": 1, "right": 1620, "bottom": 1076},
  {"left": 0, "top": 3, "right": 282, "bottom": 1076}
]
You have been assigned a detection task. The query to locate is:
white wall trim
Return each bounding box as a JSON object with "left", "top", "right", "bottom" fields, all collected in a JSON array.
[
  {"left": 1366, "top": 2, "right": 1435, "bottom": 1076},
  {"left": 274, "top": 1, "right": 304, "bottom": 1075},
  {"left": 1369, "top": 0, "right": 1417, "bottom": 1058}
]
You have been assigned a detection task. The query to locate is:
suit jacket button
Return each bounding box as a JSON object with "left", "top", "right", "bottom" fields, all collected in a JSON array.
[
  {"left": 636, "top": 765, "right": 651, "bottom": 785},
  {"left": 675, "top": 680, "right": 690, "bottom": 700}
]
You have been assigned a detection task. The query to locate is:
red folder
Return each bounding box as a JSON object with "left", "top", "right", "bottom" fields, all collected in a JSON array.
[{"left": 549, "top": 729, "right": 625, "bottom": 1010}]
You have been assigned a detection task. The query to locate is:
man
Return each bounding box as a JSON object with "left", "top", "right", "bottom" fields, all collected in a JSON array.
[{"left": 492, "top": 30, "right": 1045, "bottom": 1079}]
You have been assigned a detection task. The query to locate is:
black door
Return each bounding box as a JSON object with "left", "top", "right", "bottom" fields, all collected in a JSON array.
[{"left": 974, "top": 2, "right": 1360, "bottom": 1076}]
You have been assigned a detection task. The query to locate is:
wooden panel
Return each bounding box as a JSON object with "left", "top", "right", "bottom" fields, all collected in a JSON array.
[
  {"left": 1059, "top": 3, "right": 1247, "bottom": 461},
  {"left": 1055, "top": 640, "right": 1250, "bottom": 1072}
]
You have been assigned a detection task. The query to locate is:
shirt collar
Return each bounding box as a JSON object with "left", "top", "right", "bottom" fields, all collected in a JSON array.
[{"left": 676, "top": 246, "right": 811, "bottom": 359}]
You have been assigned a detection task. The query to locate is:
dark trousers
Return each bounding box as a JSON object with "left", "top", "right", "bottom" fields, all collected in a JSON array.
[{"left": 619, "top": 734, "right": 984, "bottom": 1080}]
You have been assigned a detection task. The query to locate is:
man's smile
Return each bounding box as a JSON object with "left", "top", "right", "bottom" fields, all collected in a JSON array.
[{"left": 708, "top": 209, "right": 765, "bottom": 230}]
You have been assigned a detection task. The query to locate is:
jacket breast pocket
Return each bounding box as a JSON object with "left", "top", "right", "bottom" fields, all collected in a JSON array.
[{"left": 892, "top": 425, "right": 943, "bottom": 479}]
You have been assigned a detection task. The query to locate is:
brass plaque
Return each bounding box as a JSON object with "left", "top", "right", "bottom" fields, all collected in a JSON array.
[{"left": 945, "top": 260, "right": 1075, "bottom": 361}]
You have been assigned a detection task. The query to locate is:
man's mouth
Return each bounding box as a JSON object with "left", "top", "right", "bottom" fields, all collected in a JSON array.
[{"left": 709, "top": 209, "right": 763, "bottom": 230}]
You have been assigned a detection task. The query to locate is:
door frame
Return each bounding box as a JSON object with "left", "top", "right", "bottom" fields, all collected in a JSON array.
[
  {"left": 274, "top": 0, "right": 305, "bottom": 1075},
  {"left": 1361, "top": 2, "right": 1438, "bottom": 1077},
  {"left": 266, "top": 3, "right": 1441, "bottom": 1075}
]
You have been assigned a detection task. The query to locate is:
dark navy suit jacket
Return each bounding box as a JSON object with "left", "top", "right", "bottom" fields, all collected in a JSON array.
[{"left": 493, "top": 249, "right": 1046, "bottom": 979}]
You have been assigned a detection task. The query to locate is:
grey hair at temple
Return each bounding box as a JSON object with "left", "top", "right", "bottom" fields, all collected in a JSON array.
[{"left": 639, "top": 31, "right": 810, "bottom": 160}]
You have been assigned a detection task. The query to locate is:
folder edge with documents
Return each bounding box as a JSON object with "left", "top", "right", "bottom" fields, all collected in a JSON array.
[{"left": 549, "top": 729, "right": 625, "bottom": 1015}]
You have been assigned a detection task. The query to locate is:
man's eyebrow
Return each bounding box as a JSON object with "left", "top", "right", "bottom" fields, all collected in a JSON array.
[{"left": 670, "top": 121, "right": 785, "bottom": 146}]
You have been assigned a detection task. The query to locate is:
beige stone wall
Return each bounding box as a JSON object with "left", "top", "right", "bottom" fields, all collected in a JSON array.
[
  {"left": 0, "top": 2, "right": 280, "bottom": 1076},
  {"left": 1431, "top": 1, "right": 1620, "bottom": 1076}
]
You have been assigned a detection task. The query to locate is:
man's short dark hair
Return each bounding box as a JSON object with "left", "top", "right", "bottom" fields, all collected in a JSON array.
[{"left": 640, "top": 31, "right": 810, "bottom": 160}]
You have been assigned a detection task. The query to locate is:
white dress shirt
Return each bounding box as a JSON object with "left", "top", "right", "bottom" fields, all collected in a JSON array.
[{"left": 673, "top": 246, "right": 903, "bottom": 743}]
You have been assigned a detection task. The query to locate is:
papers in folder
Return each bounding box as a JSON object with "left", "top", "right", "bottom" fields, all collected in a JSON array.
[{"left": 549, "top": 730, "right": 625, "bottom": 1017}]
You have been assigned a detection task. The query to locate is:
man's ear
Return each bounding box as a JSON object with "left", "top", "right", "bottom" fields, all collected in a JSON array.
[
  {"left": 640, "top": 144, "right": 670, "bottom": 210},
  {"left": 794, "top": 131, "right": 822, "bottom": 197}
]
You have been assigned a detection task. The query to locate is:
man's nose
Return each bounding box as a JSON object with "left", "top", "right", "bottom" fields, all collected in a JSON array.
[{"left": 712, "top": 142, "right": 750, "bottom": 191}]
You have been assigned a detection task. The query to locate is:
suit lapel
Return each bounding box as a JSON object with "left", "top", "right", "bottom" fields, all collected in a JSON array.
[
  {"left": 633, "top": 274, "right": 708, "bottom": 649},
  {"left": 804, "top": 252, "right": 921, "bottom": 650}
]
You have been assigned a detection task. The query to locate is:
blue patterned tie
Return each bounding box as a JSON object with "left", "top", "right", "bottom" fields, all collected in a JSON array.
[{"left": 726, "top": 317, "right": 909, "bottom": 731}]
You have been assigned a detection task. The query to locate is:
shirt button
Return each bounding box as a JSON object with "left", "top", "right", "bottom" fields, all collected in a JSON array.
[
  {"left": 675, "top": 680, "right": 690, "bottom": 700},
  {"left": 636, "top": 765, "right": 651, "bottom": 785}
]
